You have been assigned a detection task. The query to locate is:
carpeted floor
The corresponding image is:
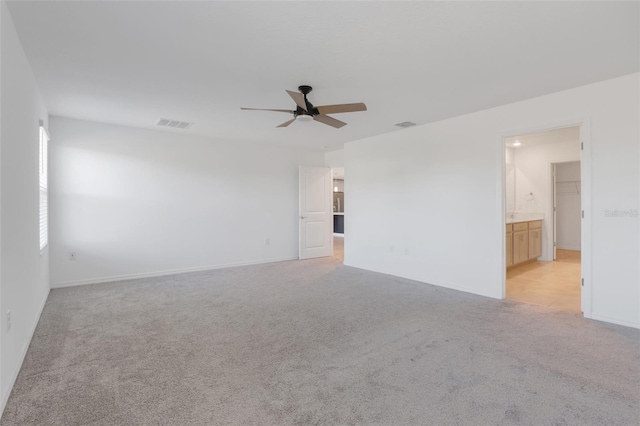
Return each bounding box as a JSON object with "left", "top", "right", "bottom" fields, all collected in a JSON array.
[{"left": 1, "top": 240, "right": 638, "bottom": 425}]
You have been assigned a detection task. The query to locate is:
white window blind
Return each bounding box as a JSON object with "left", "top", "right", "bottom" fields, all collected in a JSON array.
[{"left": 39, "top": 124, "right": 49, "bottom": 251}]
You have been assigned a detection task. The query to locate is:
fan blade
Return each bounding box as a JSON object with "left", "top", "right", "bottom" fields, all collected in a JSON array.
[
  {"left": 316, "top": 103, "right": 367, "bottom": 115},
  {"left": 241, "top": 108, "right": 295, "bottom": 113},
  {"left": 313, "top": 114, "right": 347, "bottom": 129},
  {"left": 286, "top": 90, "right": 307, "bottom": 111},
  {"left": 277, "top": 118, "right": 296, "bottom": 128}
]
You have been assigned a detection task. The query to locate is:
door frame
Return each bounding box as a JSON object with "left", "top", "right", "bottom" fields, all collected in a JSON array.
[
  {"left": 552, "top": 162, "right": 557, "bottom": 260},
  {"left": 499, "top": 117, "right": 592, "bottom": 317}
]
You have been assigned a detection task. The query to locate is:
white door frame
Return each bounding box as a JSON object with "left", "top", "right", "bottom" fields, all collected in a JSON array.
[
  {"left": 552, "top": 163, "right": 557, "bottom": 260},
  {"left": 499, "top": 117, "right": 592, "bottom": 317}
]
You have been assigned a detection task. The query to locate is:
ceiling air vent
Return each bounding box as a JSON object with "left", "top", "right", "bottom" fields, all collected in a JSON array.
[
  {"left": 395, "top": 121, "right": 416, "bottom": 128},
  {"left": 156, "top": 118, "right": 193, "bottom": 129}
]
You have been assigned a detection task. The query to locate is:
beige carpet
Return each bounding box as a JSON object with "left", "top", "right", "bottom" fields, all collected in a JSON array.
[{"left": 1, "top": 244, "right": 638, "bottom": 425}]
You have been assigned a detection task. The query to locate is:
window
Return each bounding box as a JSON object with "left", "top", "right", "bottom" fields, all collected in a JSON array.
[{"left": 39, "top": 123, "right": 49, "bottom": 251}]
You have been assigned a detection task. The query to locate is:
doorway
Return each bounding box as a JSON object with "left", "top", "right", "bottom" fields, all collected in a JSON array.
[
  {"left": 553, "top": 161, "right": 581, "bottom": 259},
  {"left": 332, "top": 167, "right": 345, "bottom": 234},
  {"left": 332, "top": 167, "right": 345, "bottom": 262},
  {"left": 503, "top": 125, "right": 586, "bottom": 313}
]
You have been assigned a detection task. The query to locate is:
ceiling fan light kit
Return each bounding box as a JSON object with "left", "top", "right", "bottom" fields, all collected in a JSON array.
[
  {"left": 241, "top": 85, "right": 367, "bottom": 128},
  {"left": 296, "top": 115, "right": 313, "bottom": 122}
]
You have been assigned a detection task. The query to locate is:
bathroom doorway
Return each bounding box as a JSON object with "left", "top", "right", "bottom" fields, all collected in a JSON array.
[{"left": 503, "top": 124, "right": 586, "bottom": 313}]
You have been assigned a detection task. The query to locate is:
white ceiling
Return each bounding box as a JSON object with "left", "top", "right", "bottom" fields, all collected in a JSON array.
[
  {"left": 505, "top": 126, "right": 580, "bottom": 149},
  {"left": 6, "top": 1, "right": 639, "bottom": 150}
]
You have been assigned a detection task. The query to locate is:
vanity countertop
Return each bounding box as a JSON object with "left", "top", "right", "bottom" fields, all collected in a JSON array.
[
  {"left": 506, "top": 218, "right": 541, "bottom": 224},
  {"left": 506, "top": 213, "right": 544, "bottom": 224}
]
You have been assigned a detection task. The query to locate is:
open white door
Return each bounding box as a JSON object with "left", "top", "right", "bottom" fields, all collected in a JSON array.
[{"left": 299, "top": 166, "right": 333, "bottom": 259}]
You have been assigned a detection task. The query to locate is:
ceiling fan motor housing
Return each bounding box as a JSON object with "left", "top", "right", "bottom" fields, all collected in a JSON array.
[
  {"left": 298, "top": 85, "right": 313, "bottom": 95},
  {"left": 241, "top": 84, "right": 365, "bottom": 128},
  {"left": 296, "top": 85, "right": 318, "bottom": 117},
  {"left": 294, "top": 106, "right": 319, "bottom": 118}
]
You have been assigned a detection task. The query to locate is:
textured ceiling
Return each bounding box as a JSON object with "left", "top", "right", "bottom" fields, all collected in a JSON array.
[{"left": 6, "top": 0, "right": 639, "bottom": 150}]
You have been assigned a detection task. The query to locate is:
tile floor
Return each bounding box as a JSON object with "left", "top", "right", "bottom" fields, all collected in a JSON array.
[{"left": 506, "top": 249, "right": 581, "bottom": 313}]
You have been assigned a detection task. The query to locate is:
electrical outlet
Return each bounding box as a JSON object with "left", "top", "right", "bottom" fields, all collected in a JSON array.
[
  {"left": 7, "top": 311, "right": 11, "bottom": 332},
  {"left": 70, "top": 251, "right": 76, "bottom": 260},
  {"left": 265, "top": 238, "right": 270, "bottom": 246}
]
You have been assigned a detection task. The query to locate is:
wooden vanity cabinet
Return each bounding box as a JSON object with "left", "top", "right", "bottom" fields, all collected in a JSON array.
[
  {"left": 506, "top": 224, "right": 513, "bottom": 266},
  {"left": 528, "top": 221, "right": 542, "bottom": 259},
  {"left": 512, "top": 224, "right": 529, "bottom": 265},
  {"left": 507, "top": 220, "right": 542, "bottom": 268}
]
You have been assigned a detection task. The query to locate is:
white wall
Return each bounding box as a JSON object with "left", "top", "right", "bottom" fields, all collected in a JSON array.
[
  {"left": 555, "top": 161, "right": 581, "bottom": 251},
  {"left": 345, "top": 73, "right": 639, "bottom": 328},
  {"left": 556, "top": 160, "right": 581, "bottom": 182},
  {"left": 0, "top": 2, "right": 50, "bottom": 413},
  {"left": 514, "top": 139, "right": 580, "bottom": 212},
  {"left": 49, "top": 117, "right": 324, "bottom": 287},
  {"left": 513, "top": 139, "right": 580, "bottom": 260},
  {"left": 325, "top": 149, "right": 344, "bottom": 169},
  {"left": 505, "top": 147, "right": 515, "bottom": 212}
]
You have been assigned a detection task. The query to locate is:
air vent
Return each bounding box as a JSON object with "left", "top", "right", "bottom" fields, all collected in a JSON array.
[
  {"left": 395, "top": 121, "right": 416, "bottom": 128},
  {"left": 156, "top": 118, "right": 193, "bottom": 129}
]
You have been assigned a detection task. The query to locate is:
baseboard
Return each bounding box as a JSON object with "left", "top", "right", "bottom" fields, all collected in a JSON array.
[
  {"left": 1, "top": 288, "right": 50, "bottom": 416},
  {"left": 557, "top": 246, "right": 581, "bottom": 251},
  {"left": 51, "top": 256, "right": 298, "bottom": 288},
  {"left": 333, "top": 233, "right": 344, "bottom": 238},
  {"left": 586, "top": 313, "right": 640, "bottom": 330},
  {"left": 343, "top": 262, "right": 500, "bottom": 300}
]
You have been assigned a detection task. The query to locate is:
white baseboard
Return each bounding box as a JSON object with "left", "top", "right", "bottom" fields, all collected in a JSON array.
[
  {"left": 51, "top": 256, "right": 297, "bottom": 288},
  {"left": 586, "top": 313, "right": 640, "bottom": 330},
  {"left": 333, "top": 233, "right": 344, "bottom": 238},
  {"left": 1, "top": 288, "right": 50, "bottom": 416},
  {"left": 342, "top": 262, "right": 500, "bottom": 300}
]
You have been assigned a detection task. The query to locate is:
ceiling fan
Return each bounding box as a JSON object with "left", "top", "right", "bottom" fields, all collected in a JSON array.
[{"left": 241, "top": 85, "right": 367, "bottom": 128}]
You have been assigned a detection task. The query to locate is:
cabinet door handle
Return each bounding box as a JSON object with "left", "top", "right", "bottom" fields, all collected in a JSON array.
[{"left": 300, "top": 216, "right": 307, "bottom": 219}]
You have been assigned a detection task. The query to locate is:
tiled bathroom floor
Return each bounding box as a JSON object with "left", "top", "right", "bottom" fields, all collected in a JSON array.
[{"left": 506, "top": 250, "right": 581, "bottom": 313}]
